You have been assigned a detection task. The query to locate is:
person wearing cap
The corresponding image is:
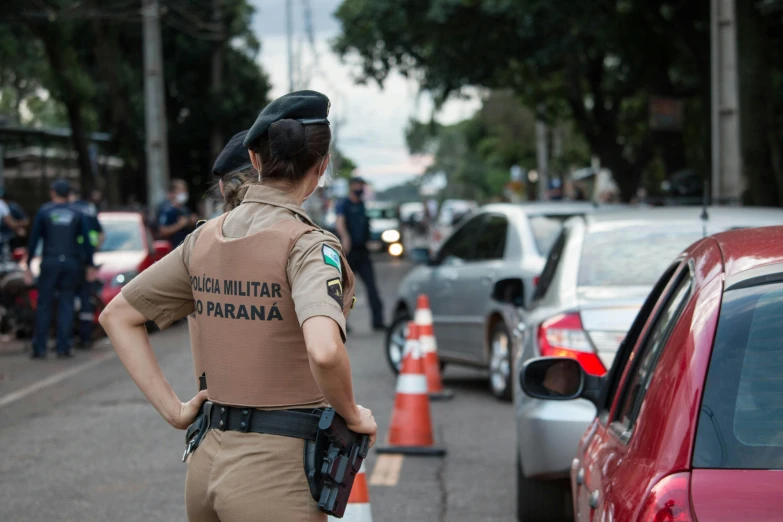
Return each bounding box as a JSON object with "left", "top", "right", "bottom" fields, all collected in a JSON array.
[
  {"left": 335, "top": 176, "right": 385, "bottom": 330},
  {"left": 25, "top": 179, "right": 96, "bottom": 359},
  {"left": 99, "top": 90, "right": 376, "bottom": 521},
  {"left": 69, "top": 188, "right": 105, "bottom": 349}
]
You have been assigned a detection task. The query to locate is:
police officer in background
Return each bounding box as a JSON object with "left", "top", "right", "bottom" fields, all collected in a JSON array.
[
  {"left": 100, "top": 90, "right": 376, "bottom": 522},
  {"left": 335, "top": 176, "right": 385, "bottom": 331},
  {"left": 157, "top": 179, "right": 198, "bottom": 248},
  {"left": 25, "top": 179, "right": 95, "bottom": 359},
  {"left": 70, "top": 189, "right": 104, "bottom": 348}
]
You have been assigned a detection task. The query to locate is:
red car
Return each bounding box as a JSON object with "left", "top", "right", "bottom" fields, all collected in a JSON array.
[
  {"left": 521, "top": 226, "right": 783, "bottom": 521},
  {"left": 29, "top": 211, "right": 171, "bottom": 323}
]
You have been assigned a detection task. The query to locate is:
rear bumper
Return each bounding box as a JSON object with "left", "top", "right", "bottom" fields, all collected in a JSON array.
[{"left": 516, "top": 398, "right": 596, "bottom": 478}]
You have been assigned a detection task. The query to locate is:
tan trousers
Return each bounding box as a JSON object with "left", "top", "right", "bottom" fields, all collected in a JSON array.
[{"left": 185, "top": 430, "right": 326, "bottom": 522}]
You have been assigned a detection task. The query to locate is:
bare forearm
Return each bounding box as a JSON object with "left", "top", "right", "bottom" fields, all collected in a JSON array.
[
  {"left": 308, "top": 348, "right": 360, "bottom": 424},
  {"left": 303, "top": 316, "right": 360, "bottom": 425},
  {"left": 158, "top": 223, "right": 183, "bottom": 238}
]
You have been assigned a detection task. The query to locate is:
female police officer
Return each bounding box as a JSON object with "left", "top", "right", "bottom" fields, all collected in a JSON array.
[{"left": 100, "top": 90, "right": 376, "bottom": 522}]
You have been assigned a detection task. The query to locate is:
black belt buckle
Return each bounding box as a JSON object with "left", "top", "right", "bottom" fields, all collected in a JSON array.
[{"left": 183, "top": 401, "right": 213, "bottom": 462}]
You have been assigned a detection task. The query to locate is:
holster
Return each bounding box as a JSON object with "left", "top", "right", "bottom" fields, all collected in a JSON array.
[{"left": 303, "top": 408, "right": 370, "bottom": 518}]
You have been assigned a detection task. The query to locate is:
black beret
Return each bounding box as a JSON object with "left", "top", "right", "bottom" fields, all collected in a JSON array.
[
  {"left": 212, "top": 130, "right": 251, "bottom": 178},
  {"left": 243, "top": 90, "right": 330, "bottom": 151}
]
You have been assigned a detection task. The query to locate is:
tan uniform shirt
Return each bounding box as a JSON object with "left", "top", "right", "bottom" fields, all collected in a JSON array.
[{"left": 122, "top": 185, "right": 355, "bottom": 391}]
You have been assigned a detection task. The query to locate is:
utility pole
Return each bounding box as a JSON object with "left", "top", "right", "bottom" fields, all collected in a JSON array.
[
  {"left": 210, "top": 0, "right": 224, "bottom": 162},
  {"left": 535, "top": 115, "right": 549, "bottom": 201},
  {"left": 142, "top": 0, "right": 170, "bottom": 211},
  {"left": 710, "top": 0, "right": 742, "bottom": 204},
  {"left": 286, "top": 0, "right": 294, "bottom": 92}
]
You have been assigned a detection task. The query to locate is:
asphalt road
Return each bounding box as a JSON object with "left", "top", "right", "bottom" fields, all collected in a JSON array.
[{"left": 0, "top": 258, "right": 516, "bottom": 522}]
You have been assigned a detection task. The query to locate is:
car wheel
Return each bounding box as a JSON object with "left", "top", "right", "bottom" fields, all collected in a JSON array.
[
  {"left": 489, "top": 321, "right": 513, "bottom": 401},
  {"left": 517, "top": 453, "right": 572, "bottom": 522},
  {"left": 385, "top": 312, "right": 411, "bottom": 374}
]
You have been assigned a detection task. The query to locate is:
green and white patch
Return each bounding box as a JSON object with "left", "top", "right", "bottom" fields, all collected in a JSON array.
[{"left": 322, "top": 245, "right": 342, "bottom": 276}]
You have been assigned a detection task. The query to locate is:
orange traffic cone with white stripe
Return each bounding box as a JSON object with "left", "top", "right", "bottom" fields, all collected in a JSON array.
[
  {"left": 377, "top": 322, "right": 446, "bottom": 456},
  {"left": 330, "top": 462, "right": 373, "bottom": 522},
  {"left": 415, "top": 294, "right": 454, "bottom": 400}
]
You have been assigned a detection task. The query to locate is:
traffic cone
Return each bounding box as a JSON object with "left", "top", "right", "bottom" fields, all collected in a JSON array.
[
  {"left": 415, "top": 295, "right": 454, "bottom": 401},
  {"left": 330, "top": 462, "right": 373, "bottom": 522},
  {"left": 377, "top": 322, "right": 446, "bottom": 456}
]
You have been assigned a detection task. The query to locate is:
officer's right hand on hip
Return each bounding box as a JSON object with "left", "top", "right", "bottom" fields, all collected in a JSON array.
[
  {"left": 347, "top": 405, "right": 377, "bottom": 448},
  {"left": 170, "top": 389, "right": 209, "bottom": 430}
]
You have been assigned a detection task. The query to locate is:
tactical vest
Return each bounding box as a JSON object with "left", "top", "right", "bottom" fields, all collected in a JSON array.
[{"left": 188, "top": 213, "right": 346, "bottom": 408}]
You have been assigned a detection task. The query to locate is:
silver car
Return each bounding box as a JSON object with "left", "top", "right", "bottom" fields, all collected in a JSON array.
[
  {"left": 512, "top": 206, "right": 783, "bottom": 522},
  {"left": 387, "top": 202, "right": 600, "bottom": 400}
]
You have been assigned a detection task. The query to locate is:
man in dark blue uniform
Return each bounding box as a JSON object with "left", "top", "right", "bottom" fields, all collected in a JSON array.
[
  {"left": 335, "top": 176, "right": 385, "bottom": 331},
  {"left": 70, "top": 190, "right": 104, "bottom": 349},
  {"left": 24, "top": 179, "right": 95, "bottom": 359},
  {"left": 157, "top": 178, "right": 196, "bottom": 248}
]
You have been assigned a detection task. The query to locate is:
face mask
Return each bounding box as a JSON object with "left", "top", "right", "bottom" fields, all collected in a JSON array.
[
  {"left": 352, "top": 187, "right": 364, "bottom": 197},
  {"left": 176, "top": 192, "right": 189, "bottom": 205}
]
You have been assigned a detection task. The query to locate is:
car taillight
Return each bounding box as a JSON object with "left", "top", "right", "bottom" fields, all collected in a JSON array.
[
  {"left": 638, "top": 472, "right": 694, "bottom": 522},
  {"left": 533, "top": 275, "right": 541, "bottom": 287},
  {"left": 537, "top": 312, "right": 607, "bottom": 376}
]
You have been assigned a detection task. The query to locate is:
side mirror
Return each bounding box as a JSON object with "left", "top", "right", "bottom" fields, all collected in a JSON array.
[
  {"left": 409, "top": 247, "right": 432, "bottom": 266},
  {"left": 153, "top": 240, "right": 172, "bottom": 260},
  {"left": 520, "top": 357, "right": 603, "bottom": 406},
  {"left": 492, "top": 278, "right": 525, "bottom": 307}
]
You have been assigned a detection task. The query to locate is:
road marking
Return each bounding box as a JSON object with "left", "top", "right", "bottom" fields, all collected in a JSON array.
[
  {"left": 369, "top": 454, "right": 404, "bottom": 486},
  {"left": 0, "top": 350, "right": 116, "bottom": 409}
]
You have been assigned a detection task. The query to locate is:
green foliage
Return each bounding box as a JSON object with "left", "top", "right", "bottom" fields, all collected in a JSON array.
[
  {"left": 334, "top": 0, "right": 710, "bottom": 200},
  {"left": 406, "top": 90, "right": 590, "bottom": 202},
  {"left": 0, "top": 0, "right": 271, "bottom": 203}
]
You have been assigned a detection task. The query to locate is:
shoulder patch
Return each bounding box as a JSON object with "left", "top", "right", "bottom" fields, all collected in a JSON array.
[
  {"left": 326, "top": 278, "right": 344, "bottom": 307},
  {"left": 322, "top": 244, "right": 342, "bottom": 275}
]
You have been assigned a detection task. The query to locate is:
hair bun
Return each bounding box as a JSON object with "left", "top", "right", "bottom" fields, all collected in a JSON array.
[{"left": 269, "top": 119, "right": 307, "bottom": 159}]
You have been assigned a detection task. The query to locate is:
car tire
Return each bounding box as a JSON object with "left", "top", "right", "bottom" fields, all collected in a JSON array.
[
  {"left": 489, "top": 321, "right": 513, "bottom": 401},
  {"left": 386, "top": 312, "right": 411, "bottom": 374},
  {"left": 517, "top": 453, "right": 572, "bottom": 522}
]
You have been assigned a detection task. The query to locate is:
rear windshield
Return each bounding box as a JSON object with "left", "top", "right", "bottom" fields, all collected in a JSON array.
[
  {"left": 100, "top": 219, "right": 144, "bottom": 252},
  {"left": 694, "top": 280, "right": 783, "bottom": 469},
  {"left": 578, "top": 227, "right": 701, "bottom": 286},
  {"left": 529, "top": 214, "right": 577, "bottom": 255}
]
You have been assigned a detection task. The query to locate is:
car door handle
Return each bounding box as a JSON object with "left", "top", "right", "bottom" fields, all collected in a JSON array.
[
  {"left": 589, "top": 490, "right": 600, "bottom": 509},
  {"left": 576, "top": 468, "right": 585, "bottom": 486}
]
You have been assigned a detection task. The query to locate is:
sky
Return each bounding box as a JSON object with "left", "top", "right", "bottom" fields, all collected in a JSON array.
[{"left": 250, "top": 0, "right": 481, "bottom": 190}]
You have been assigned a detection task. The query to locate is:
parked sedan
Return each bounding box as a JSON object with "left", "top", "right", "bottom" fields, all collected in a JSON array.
[
  {"left": 520, "top": 225, "right": 783, "bottom": 522},
  {"left": 512, "top": 206, "right": 783, "bottom": 521},
  {"left": 388, "top": 202, "right": 599, "bottom": 400}
]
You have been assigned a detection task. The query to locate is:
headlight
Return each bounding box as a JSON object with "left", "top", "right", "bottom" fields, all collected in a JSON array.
[
  {"left": 388, "top": 243, "right": 404, "bottom": 257},
  {"left": 381, "top": 229, "right": 401, "bottom": 243},
  {"left": 110, "top": 270, "right": 139, "bottom": 288}
]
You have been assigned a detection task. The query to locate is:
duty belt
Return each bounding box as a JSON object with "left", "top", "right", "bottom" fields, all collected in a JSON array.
[{"left": 183, "top": 401, "right": 322, "bottom": 461}]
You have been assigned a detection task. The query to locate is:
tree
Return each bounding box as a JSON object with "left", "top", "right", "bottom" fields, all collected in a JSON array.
[
  {"left": 0, "top": 0, "right": 271, "bottom": 204},
  {"left": 406, "top": 90, "right": 590, "bottom": 201},
  {"left": 333, "top": 0, "right": 710, "bottom": 200}
]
